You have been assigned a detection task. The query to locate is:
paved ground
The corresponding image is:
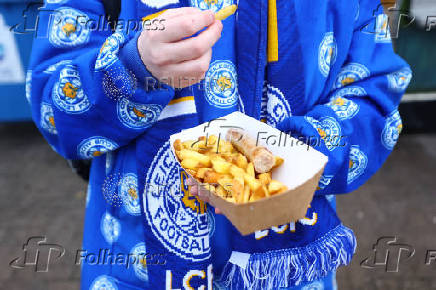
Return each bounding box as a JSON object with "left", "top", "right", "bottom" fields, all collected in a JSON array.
[{"left": 0, "top": 122, "right": 435, "bottom": 290}]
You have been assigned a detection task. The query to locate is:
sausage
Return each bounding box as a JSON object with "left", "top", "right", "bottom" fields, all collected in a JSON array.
[{"left": 225, "top": 128, "right": 275, "bottom": 173}]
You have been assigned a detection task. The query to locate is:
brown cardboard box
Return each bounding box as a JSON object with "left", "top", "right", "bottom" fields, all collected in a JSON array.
[{"left": 170, "top": 112, "right": 328, "bottom": 235}]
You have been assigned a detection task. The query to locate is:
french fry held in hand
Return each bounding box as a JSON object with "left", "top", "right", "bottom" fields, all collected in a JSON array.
[
  {"left": 173, "top": 132, "right": 288, "bottom": 204},
  {"left": 214, "top": 4, "right": 237, "bottom": 21}
]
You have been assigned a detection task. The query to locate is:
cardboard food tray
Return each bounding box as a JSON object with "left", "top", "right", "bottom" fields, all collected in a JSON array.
[{"left": 169, "top": 112, "right": 328, "bottom": 235}]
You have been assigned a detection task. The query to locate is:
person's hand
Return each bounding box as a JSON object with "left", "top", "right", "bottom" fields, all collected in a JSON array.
[
  {"left": 186, "top": 177, "right": 222, "bottom": 214},
  {"left": 137, "top": 7, "right": 223, "bottom": 88}
]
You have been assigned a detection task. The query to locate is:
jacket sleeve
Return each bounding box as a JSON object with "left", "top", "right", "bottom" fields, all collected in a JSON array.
[
  {"left": 27, "top": 1, "right": 174, "bottom": 160},
  {"left": 277, "top": 0, "right": 412, "bottom": 194}
]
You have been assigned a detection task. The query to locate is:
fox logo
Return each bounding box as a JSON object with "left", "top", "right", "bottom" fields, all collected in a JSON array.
[
  {"left": 48, "top": 116, "right": 55, "bottom": 127},
  {"left": 216, "top": 75, "right": 232, "bottom": 92},
  {"left": 62, "top": 82, "right": 78, "bottom": 99},
  {"left": 62, "top": 23, "right": 76, "bottom": 36},
  {"left": 317, "top": 128, "right": 327, "bottom": 139},
  {"left": 133, "top": 107, "right": 146, "bottom": 118},
  {"left": 340, "top": 77, "right": 355, "bottom": 87},
  {"left": 333, "top": 97, "right": 346, "bottom": 106},
  {"left": 128, "top": 187, "right": 138, "bottom": 200}
]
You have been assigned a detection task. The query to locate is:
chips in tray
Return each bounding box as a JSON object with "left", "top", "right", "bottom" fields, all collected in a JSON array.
[{"left": 173, "top": 134, "right": 288, "bottom": 204}]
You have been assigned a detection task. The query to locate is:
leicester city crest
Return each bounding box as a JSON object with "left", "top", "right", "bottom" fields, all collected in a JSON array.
[
  {"left": 144, "top": 141, "right": 211, "bottom": 262},
  {"left": 117, "top": 98, "right": 162, "bottom": 129},
  {"left": 100, "top": 212, "right": 121, "bottom": 244},
  {"left": 305, "top": 116, "right": 342, "bottom": 151},
  {"left": 381, "top": 110, "right": 402, "bottom": 150},
  {"left": 120, "top": 173, "right": 141, "bottom": 216},
  {"left": 40, "top": 103, "right": 57, "bottom": 134},
  {"left": 387, "top": 68, "right": 412, "bottom": 92},
  {"left": 318, "top": 32, "right": 337, "bottom": 77},
  {"left": 95, "top": 32, "right": 125, "bottom": 71},
  {"left": 347, "top": 145, "right": 368, "bottom": 184},
  {"left": 52, "top": 65, "right": 91, "bottom": 114},
  {"left": 261, "top": 83, "right": 292, "bottom": 127},
  {"left": 49, "top": 8, "right": 90, "bottom": 48},
  {"left": 190, "top": 0, "right": 233, "bottom": 12},
  {"left": 90, "top": 275, "right": 118, "bottom": 290},
  {"left": 77, "top": 136, "right": 119, "bottom": 159},
  {"left": 204, "top": 60, "right": 239, "bottom": 109},
  {"left": 327, "top": 86, "right": 365, "bottom": 121},
  {"left": 130, "top": 242, "right": 149, "bottom": 282},
  {"left": 334, "top": 63, "right": 370, "bottom": 89}
]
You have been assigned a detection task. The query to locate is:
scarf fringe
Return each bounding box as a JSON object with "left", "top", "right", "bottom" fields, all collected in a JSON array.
[{"left": 218, "top": 224, "right": 356, "bottom": 290}]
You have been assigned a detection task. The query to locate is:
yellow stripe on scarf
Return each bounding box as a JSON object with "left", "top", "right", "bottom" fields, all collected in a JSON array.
[
  {"left": 268, "top": 0, "right": 278, "bottom": 62},
  {"left": 168, "top": 96, "right": 194, "bottom": 105}
]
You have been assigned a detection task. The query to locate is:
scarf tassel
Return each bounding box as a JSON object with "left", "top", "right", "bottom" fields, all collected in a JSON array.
[{"left": 217, "top": 224, "right": 357, "bottom": 289}]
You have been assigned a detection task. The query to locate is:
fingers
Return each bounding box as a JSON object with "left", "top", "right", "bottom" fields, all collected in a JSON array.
[
  {"left": 158, "top": 7, "right": 201, "bottom": 19},
  {"left": 197, "top": 185, "right": 210, "bottom": 201},
  {"left": 158, "top": 49, "right": 212, "bottom": 88},
  {"left": 162, "top": 20, "right": 222, "bottom": 63},
  {"left": 187, "top": 178, "right": 221, "bottom": 214},
  {"left": 187, "top": 177, "right": 199, "bottom": 195},
  {"left": 157, "top": 10, "right": 215, "bottom": 43},
  {"left": 186, "top": 177, "right": 197, "bottom": 186},
  {"left": 189, "top": 184, "right": 199, "bottom": 196},
  {"left": 138, "top": 7, "right": 221, "bottom": 89}
]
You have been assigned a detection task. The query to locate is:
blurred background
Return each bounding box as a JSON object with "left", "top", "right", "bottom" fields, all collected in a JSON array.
[{"left": 0, "top": 0, "right": 435, "bottom": 289}]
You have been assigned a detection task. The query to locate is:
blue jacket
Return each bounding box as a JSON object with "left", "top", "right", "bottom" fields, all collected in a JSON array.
[{"left": 28, "top": 0, "right": 411, "bottom": 289}]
